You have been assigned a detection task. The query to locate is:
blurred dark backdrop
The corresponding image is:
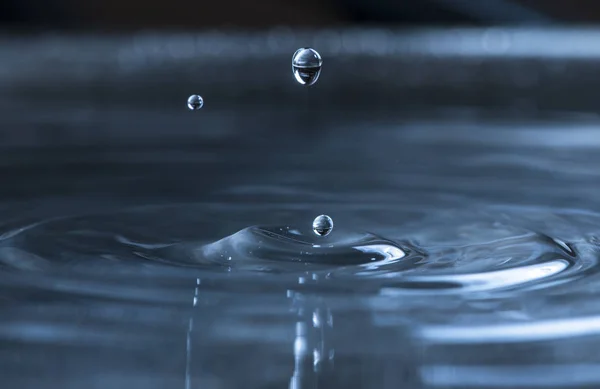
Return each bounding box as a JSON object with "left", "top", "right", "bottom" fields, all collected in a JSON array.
[{"left": 4, "top": 0, "right": 600, "bottom": 30}]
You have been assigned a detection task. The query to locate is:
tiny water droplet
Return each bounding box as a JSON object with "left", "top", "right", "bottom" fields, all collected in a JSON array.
[
  {"left": 187, "top": 94, "right": 204, "bottom": 110},
  {"left": 292, "top": 48, "right": 322, "bottom": 86},
  {"left": 312, "top": 214, "right": 333, "bottom": 237}
]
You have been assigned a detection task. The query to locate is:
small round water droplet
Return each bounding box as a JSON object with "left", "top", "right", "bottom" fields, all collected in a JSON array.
[
  {"left": 187, "top": 95, "right": 204, "bottom": 110},
  {"left": 312, "top": 215, "right": 333, "bottom": 237},
  {"left": 292, "top": 48, "right": 322, "bottom": 86}
]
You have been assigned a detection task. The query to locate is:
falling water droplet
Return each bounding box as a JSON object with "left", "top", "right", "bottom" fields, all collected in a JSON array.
[
  {"left": 292, "top": 48, "right": 322, "bottom": 86},
  {"left": 312, "top": 215, "right": 333, "bottom": 237},
  {"left": 187, "top": 95, "right": 204, "bottom": 110}
]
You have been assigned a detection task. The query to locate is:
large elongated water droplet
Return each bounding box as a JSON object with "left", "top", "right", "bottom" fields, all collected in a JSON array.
[{"left": 292, "top": 48, "right": 322, "bottom": 86}]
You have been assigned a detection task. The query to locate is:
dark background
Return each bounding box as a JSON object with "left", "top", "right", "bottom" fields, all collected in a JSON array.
[{"left": 3, "top": 0, "right": 600, "bottom": 30}]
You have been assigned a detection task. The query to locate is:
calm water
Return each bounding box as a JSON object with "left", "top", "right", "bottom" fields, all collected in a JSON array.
[{"left": 3, "top": 30, "right": 600, "bottom": 389}]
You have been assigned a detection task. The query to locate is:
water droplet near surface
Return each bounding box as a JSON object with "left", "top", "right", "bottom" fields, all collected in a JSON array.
[
  {"left": 312, "top": 215, "right": 333, "bottom": 237},
  {"left": 187, "top": 94, "right": 204, "bottom": 110},
  {"left": 292, "top": 48, "right": 322, "bottom": 86}
]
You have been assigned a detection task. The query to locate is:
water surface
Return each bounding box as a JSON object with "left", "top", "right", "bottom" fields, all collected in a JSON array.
[{"left": 2, "top": 30, "right": 600, "bottom": 389}]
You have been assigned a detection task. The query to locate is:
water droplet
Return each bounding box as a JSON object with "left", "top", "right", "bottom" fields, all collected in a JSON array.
[
  {"left": 292, "top": 48, "right": 322, "bottom": 86},
  {"left": 187, "top": 94, "right": 204, "bottom": 110},
  {"left": 312, "top": 214, "right": 333, "bottom": 237}
]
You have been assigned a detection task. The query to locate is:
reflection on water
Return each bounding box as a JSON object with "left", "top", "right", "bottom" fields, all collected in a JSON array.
[
  {"left": 288, "top": 291, "right": 334, "bottom": 389},
  {"left": 184, "top": 277, "right": 200, "bottom": 389},
  {"left": 1, "top": 149, "right": 600, "bottom": 388},
  {"left": 3, "top": 64, "right": 600, "bottom": 387}
]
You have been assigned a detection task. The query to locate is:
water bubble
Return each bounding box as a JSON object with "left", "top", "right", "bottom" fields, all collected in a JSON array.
[
  {"left": 292, "top": 48, "right": 322, "bottom": 86},
  {"left": 187, "top": 95, "right": 204, "bottom": 110},
  {"left": 312, "top": 215, "right": 333, "bottom": 237}
]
